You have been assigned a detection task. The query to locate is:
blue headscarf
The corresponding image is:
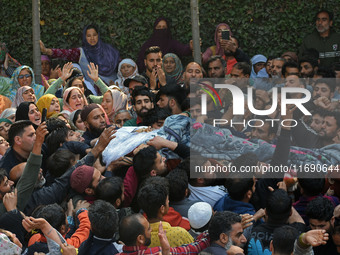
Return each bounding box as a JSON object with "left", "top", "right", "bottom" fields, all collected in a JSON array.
[
  {"left": 9, "top": 65, "right": 44, "bottom": 101},
  {"left": 250, "top": 54, "right": 268, "bottom": 78},
  {"left": 82, "top": 24, "right": 120, "bottom": 77}
]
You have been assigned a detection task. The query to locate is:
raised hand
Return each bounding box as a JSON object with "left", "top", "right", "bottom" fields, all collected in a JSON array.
[
  {"left": 302, "top": 229, "right": 329, "bottom": 246},
  {"left": 158, "top": 221, "right": 170, "bottom": 255},
  {"left": 60, "top": 62, "right": 74, "bottom": 82},
  {"left": 149, "top": 68, "right": 158, "bottom": 90},
  {"left": 41, "top": 74, "right": 50, "bottom": 90},
  {"left": 50, "top": 65, "right": 62, "bottom": 79},
  {"left": 32, "top": 122, "right": 49, "bottom": 155},
  {"left": 157, "top": 66, "right": 166, "bottom": 86},
  {"left": 87, "top": 62, "right": 99, "bottom": 82},
  {"left": 40, "top": 40, "right": 52, "bottom": 56},
  {"left": 3, "top": 188, "right": 17, "bottom": 211}
]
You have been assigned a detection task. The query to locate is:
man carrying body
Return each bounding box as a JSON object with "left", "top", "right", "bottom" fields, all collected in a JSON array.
[
  {"left": 81, "top": 104, "right": 108, "bottom": 146},
  {"left": 123, "top": 86, "right": 154, "bottom": 127}
]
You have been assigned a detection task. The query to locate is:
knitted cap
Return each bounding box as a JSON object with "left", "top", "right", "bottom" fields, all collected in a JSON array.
[
  {"left": 70, "top": 165, "right": 95, "bottom": 194},
  {"left": 80, "top": 103, "right": 100, "bottom": 122}
]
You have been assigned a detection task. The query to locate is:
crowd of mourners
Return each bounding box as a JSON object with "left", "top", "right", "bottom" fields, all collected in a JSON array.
[{"left": 0, "top": 8, "right": 340, "bottom": 255}]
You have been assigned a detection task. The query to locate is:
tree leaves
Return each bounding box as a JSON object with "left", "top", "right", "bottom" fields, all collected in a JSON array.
[{"left": 0, "top": 0, "right": 339, "bottom": 66}]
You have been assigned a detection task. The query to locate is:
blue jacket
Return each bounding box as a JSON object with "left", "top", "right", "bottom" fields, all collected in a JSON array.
[{"left": 214, "top": 194, "right": 256, "bottom": 215}]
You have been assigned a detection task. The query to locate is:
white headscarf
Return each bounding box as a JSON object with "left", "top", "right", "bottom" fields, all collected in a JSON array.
[{"left": 115, "top": 58, "right": 138, "bottom": 92}]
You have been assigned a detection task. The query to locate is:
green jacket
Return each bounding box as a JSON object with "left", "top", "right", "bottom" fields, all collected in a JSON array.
[{"left": 299, "top": 29, "right": 340, "bottom": 68}]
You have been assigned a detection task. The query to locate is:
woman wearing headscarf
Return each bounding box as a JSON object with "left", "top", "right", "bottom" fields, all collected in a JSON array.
[
  {"left": 250, "top": 54, "right": 269, "bottom": 78},
  {"left": 62, "top": 87, "right": 88, "bottom": 117},
  {"left": 136, "top": 17, "right": 193, "bottom": 72},
  {"left": 44, "top": 62, "right": 110, "bottom": 103},
  {"left": 36, "top": 94, "right": 61, "bottom": 119},
  {"left": 41, "top": 55, "right": 52, "bottom": 81},
  {"left": 0, "top": 107, "right": 16, "bottom": 123},
  {"left": 11, "top": 86, "right": 36, "bottom": 108},
  {"left": 69, "top": 109, "right": 86, "bottom": 132},
  {"left": 15, "top": 102, "right": 41, "bottom": 127},
  {"left": 8, "top": 65, "right": 45, "bottom": 101},
  {"left": 162, "top": 53, "right": 183, "bottom": 84},
  {"left": 101, "top": 88, "right": 128, "bottom": 124},
  {"left": 115, "top": 58, "right": 138, "bottom": 93},
  {"left": 202, "top": 23, "right": 233, "bottom": 63},
  {"left": 0, "top": 232, "right": 22, "bottom": 255},
  {"left": 202, "top": 23, "right": 250, "bottom": 73},
  {"left": 40, "top": 24, "right": 120, "bottom": 87}
]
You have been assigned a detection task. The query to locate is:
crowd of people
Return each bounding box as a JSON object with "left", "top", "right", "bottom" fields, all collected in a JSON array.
[{"left": 0, "top": 8, "right": 339, "bottom": 255}]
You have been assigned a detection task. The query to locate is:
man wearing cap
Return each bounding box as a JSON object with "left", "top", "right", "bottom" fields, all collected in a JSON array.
[
  {"left": 124, "top": 74, "right": 148, "bottom": 95},
  {"left": 188, "top": 202, "right": 213, "bottom": 239},
  {"left": 0, "top": 118, "right": 11, "bottom": 141},
  {"left": 123, "top": 87, "right": 154, "bottom": 127},
  {"left": 70, "top": 165, "right": 105, "bottom": 203},
  {"left": 81, "top": 103, "right": 108, "bottom": 146}
]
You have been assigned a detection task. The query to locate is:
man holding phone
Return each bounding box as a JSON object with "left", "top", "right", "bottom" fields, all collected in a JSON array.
[{"left": 142, "top": 46, "right": 166, "bottom": 91}]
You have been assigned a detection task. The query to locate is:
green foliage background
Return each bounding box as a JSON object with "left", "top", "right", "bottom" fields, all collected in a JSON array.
[{"left": 1, "top": 0, "right": 339, "bottom": 66}]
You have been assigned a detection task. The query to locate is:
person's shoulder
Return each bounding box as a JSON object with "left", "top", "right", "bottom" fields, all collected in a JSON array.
[{"left": 303, "top": 30, "right": 319, "bottom": 41}]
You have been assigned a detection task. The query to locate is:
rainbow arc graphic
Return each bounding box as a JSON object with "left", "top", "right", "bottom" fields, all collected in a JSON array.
[{"left": 199, "top": 82, "right": 223, "bottom": 107}]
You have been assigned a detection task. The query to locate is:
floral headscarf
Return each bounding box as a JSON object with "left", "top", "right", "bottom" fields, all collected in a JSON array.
[
  {"left": 0, "top": 233, "right": 22, "bottom": 255},
  {"left": 36, "top": 94, "right": 60, "bottom": 118},
  {"left": 12, "top": 86, "right": 36, "bottom": 108},
  {"left": 162, "top": 53, "right": 183, "bottom": 83}
]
